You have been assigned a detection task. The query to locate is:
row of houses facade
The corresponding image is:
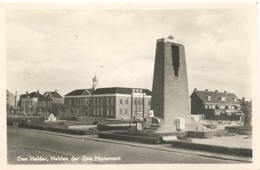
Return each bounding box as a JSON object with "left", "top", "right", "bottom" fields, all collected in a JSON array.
[
  {"left": 17, "top": 76, "right": 152, "bottom": 119},
  {"left": 190, "top": 88, "right": 245, "bottom": 121},
  {"left": 13, "top": 76, "right": 248, "bottom": 121},
  {"left": 19, "top": 90, "right": 64, "bottom": 115}
]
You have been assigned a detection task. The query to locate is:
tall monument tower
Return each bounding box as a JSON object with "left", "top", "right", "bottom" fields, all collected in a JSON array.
[{"left": 151, "top": 36, "right": 191, "bottom": 124}]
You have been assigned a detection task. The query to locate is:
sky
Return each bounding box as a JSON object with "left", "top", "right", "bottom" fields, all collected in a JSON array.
[{"left": 5, "top": 8, "right": 256, "bottom": 99}]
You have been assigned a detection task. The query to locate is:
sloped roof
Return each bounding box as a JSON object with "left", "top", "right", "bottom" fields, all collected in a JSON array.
[
  {"left": 93, "top": 87, "right": 152, "bottom": 96},
  {"left": 6, "top": 90, "right": 15, "bottom": 96},
  {"left": 20, "top": 92, "right": 44, "bottom": 98},
  {"left": 65, "top": 89, "right": 93, "bottom": 96},
  {"left": 191, "top": 90, "right": 240, "bottom": 104},
  {"left": 44, "top": 91, "right": 63, "bottom": 98}
]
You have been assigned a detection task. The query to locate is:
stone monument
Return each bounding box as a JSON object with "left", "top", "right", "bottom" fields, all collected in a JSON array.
[{"left": 151, "top": 36, "right": 191, "bottom": 127}]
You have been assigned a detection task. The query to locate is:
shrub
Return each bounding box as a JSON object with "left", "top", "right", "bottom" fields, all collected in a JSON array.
[
  {"left": 98, "top": 132, "right": 162, "bottom": 144},
  {"left": 7, "top": 116, "right": 45, "bottom": 126}
]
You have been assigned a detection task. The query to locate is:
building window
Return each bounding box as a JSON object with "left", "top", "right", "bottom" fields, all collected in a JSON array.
[
  {"left": 101, "top": 98, "right": 103, "bottom": 105},
  {"left": 215, "top": 111, "right": 221, "bottom": 115},
  {"left": 220, "top": 97, "right": 226, "bottom": 101},
  {"left": 125, "top": 99, "right": 128, "bottom": 105},
  {"left": 85, "top": 99, "right": 88, "bottom": 105},
  {"left": 97, "top": 108, "right": 99, "bottom": 115},
  {"left": 220, "top": 105, "right": 225, "bottom": 109},
  {"left": 125, "top": 109, "right": 128, "bottom": 115},
  {"left": 97, "top": 98, "right": 99, "bottom": 105},
  {"left": 107, "top": 98, "right": 110, "bottom": 105},
  {"left": 93, "top": 108, "right": 95, "bottom": 115},
  {"left": 138, "top": 99, "right": 141, "bottom": 105},
  {"left": 148, "top": 99, "right": 151, "bottom": 105},
  {"left": 100, "top": 108, "right": 103, "bottom": 115},
  {"left": 111, "top": 108, "right": 114, "bottom": 115},
  {"left": 94, "top": 98, "right": 96, "bottom": 105},
  {"left": 120, "top": 99, "right": 123, "bottom": 104},
  {"left": 107, "top": 108, "right": 109, "bottom": 116},
  {"left": 120, "top": 109, "right": 123, "bottom": 115},
  {"left": 209, "top": 104, "right": 216, "bottom": 109},
  {"left": 204, "top": 104, "right": 208, "bottom": 109},
  {"left": 111, "top": 98, "right": 114, "bottom": 105}
]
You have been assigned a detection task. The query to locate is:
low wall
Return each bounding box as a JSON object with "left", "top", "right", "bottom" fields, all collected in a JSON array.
[
  {"left": 97, "top": 123, "right": 136, "bottom": 131},
  {"left": 68, "top": 125, "right": 97, "bottom": 129},
  {"left": 19, "top": 124, "right": 98, "bottom": 135},
  {"left": 170, "top": 140, "right": 252, "bottom": 157}
]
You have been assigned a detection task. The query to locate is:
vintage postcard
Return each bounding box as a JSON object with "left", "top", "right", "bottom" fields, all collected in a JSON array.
[{"left": 0, "top": 2, "right": 259, "bottom": 170}]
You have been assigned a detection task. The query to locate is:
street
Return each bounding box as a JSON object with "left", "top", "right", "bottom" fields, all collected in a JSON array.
[{"left": 7, "top": 127, "right": 245, "bottom": 164}]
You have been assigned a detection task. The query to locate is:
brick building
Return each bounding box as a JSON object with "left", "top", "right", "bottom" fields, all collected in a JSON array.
[
  {"left": 20, "top": 90, "right": 63, "bottom": 115},
  {"left": 190, "top": 89, "right": 244, "bottom": 121},
  {"left": 64, "top": 76, "right": 152, "bottom": 119},
  {"left": 92, "top": 87, "right": 152, "bottom": 120},
  {"left": 64, "top": 89, "right": 93, "bottom": 116},
  {"left": 37, "top": 90, "right": 64, "bottom": 115},
  {"left": 6, "top": 90, "right": 17, "bottom": 114},
  {"left": 20, "top": 90, "right": 43, "bottom": 115}
]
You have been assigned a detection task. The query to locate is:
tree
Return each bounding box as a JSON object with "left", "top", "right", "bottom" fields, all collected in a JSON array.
[{"left": 241, "top": 100, "right": 252, "bottom": 126}]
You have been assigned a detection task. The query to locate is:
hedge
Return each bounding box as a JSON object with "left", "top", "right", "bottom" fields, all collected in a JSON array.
[
  {"left": 98, "top": 131, "right": 162, "bottom": 144},
  {"left": 7, "top": 116, "right": 45, "bottom": 126}
]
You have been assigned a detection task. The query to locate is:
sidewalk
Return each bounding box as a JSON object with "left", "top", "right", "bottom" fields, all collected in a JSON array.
[{"left": 192, "top": 135, "right": 252, "bottom": 149}]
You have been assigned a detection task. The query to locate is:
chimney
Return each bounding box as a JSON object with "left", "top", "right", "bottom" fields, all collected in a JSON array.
[
  {"left": 55, "top": 89, "right": 57, "bottom": 93},
  {"left": 26, "top": 91, "right": 28, "bottom": 94},
  {"left": 224, "top": 91, "right": 227, "bottom": 94},
  {"left": 205, "top": 89, "right": 208, "bottom": 92},
  {"left": 15, "top": 91, "right": 17, "bottom": 109},
  {"left": 242, "top": 97, "right": 245, "bottom": 104},
  {"left": 37, "top": 90, "right": 39, "bottom": 94},
  {"left": 215, "top": 90, "right": 218, "bottom": 93},
  {"left": 194, "top": 88, "right": 197, "bottom": 91}
]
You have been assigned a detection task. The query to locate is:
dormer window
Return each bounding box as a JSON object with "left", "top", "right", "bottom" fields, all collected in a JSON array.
[
  {"left": 233, "top": 98, "right": 237, "bottom": 102},
  {"left": 207, "top": 96, "right": 211, "bottom": 101},
  {"left": 220, "top": 97, "right": 226, "bottom": 101}
]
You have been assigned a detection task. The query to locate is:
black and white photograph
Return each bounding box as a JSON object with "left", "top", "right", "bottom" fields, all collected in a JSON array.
[{"left": 0, "top": 2, "right": 259, "bottom": 169}]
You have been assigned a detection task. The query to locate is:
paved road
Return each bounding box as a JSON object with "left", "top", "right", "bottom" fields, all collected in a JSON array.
[{"left": 7, "top": 127, "right": 244, "bottom": 164}]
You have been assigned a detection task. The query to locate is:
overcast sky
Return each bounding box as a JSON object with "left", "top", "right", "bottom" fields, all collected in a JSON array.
[{"left": 6, "top": 8, "right": 255, "bottom": 99}]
